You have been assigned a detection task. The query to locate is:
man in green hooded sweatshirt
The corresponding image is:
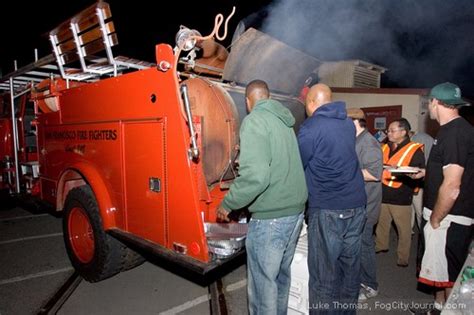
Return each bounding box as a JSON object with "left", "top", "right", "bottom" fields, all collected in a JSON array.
[{"left": 217, "top": 79, "right": 308, "bottom": 315}]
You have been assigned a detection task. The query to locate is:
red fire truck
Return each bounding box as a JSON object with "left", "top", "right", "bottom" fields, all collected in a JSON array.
[{"left": 0, "top": 2, "right": 315, "bottom": 282}]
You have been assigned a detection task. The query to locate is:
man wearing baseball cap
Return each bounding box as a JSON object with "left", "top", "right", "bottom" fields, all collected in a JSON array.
[{"left": 416, "top": 82, "right": 473, "bottom": 312}]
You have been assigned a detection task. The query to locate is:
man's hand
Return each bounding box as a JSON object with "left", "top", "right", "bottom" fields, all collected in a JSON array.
[
  {"left": 407, "top": 167, "right": 425, "bottom": 180},
  {"left": 430, "top": 216, "right": 440, "bottom": 229},
  {"left": 216, "top": 206, "right": 231, "bottom": 222}
]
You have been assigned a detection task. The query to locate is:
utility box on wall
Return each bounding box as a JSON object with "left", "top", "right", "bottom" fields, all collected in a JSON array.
[{"left": 318, "top": 60, "right": 387, "bottom": 88}]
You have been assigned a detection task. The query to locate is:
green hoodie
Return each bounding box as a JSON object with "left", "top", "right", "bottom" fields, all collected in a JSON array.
[{"left": 222, "top": 99, "right": 308, "bottom": 219}]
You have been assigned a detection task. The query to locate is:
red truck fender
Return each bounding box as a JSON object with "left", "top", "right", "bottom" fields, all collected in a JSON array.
[{"left": 57, "top": 163, "right": 120, "bottom": 230}]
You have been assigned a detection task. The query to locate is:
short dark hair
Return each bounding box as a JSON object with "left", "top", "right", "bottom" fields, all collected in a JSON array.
[
  {"left": 245, "top": 79, "right": 269, "bottom": 98},
  {"left": 393, "top": 118, "right": 411, "bottom": 134},
  {"left": 350, "top": 117, "right": 367, "bottom": 128},
  {"left": 437, "top": 100, "right": 458, "bottom": 109}
]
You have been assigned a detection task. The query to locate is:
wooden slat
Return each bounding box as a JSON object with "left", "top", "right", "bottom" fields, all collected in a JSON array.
[
  {"left": 56, "top": 21, "right": 115, "bottom": 57},
  {"left": 79, "top": 21, "right": 115, "bottom": 46},
  {"left": 76, "top": 15, "right": 100, "bottom": 34},
  {"left": 109, "top": 32, "right": 119, "bottom": 46},
  {"left": 74, "top": 3, "right": 112, "bottom": 34},
  {"left": 55, "top": 23, "right": 74, "bottom": 44},
  {"left": 61, "top": 51, "right": 79, "bottom": 65},
  {"left": 56, "top": 30, "right": 117, "bottom": 65},
  {"left": 99, "top": 3, "right": 112, "bottom": 19},
  {"left": 51, "top": 2, "right": 111, "bottom": 43},
  {"left": 81, "top": 33, "right": 118, "bottom": 57},
  {"left": 72, "top": 2, "right": 112, "bottom": 25},
  {"left": 57, "top": 38, "right": 76, "bottom": 55}
]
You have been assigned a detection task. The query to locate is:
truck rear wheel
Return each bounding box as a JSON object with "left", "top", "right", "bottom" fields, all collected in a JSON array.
[{"left": 63, "top": 185, "right": 124, "bottom": 282}]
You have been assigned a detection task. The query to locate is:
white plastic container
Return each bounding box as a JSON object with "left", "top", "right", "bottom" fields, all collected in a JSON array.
[{"left": 288, "top": 224, "right": 310, "bottom": 315}]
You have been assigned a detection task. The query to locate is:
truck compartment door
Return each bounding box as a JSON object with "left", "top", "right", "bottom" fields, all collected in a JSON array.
[{"left": 123, "top": 121, "right": 166, "bottom": 245}]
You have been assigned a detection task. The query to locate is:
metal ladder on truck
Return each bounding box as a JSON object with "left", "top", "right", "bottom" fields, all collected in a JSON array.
[{"left": 0, "top": 1, "right": 154, "bottom": 194}]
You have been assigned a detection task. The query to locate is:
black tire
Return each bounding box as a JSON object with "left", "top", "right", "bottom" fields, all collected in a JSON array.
[{"left": 63, "top": 186, "right": 123, "bottom": 282}]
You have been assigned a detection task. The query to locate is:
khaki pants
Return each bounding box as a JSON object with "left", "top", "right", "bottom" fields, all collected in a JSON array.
[
  {"left": 375, "top": 203, "right": 412, "bottom": 265},
  {"left": 411, "top": 188, "right": 423, "bottom": 231}
]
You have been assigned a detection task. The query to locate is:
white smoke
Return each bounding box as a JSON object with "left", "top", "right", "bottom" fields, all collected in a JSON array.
[{"left": 258, "top": 0, "right": 474, "bottom": 96}]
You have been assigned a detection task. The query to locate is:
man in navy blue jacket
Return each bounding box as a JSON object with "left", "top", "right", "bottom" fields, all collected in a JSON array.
[{"left": 298, "top": 84, "right": 367, "bottom": 314}]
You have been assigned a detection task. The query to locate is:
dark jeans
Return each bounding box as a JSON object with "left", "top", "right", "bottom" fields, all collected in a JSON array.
[
  {"left": 307, "top": 206, "right": 367, "bottom": 315},
  {"left": 246, "top": 213, "right": 304, "bottom": 315},
  {"left": 360, "top": 221, "right": 378, "bottom": 290}
]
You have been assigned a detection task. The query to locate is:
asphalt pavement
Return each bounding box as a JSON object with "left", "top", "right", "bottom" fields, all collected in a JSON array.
[{"left": 0, "top": 198, "right": 434, "bottom": 315}]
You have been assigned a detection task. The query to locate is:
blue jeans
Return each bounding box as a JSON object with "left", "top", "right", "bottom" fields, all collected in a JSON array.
[
  {"left": 246, "top": 212, "right": 304, "bottom": 315},
  {"left": 360, "top": 221, "right": 378, "bottom": 290},
  {"left": 307, "top": 207, "right": 366, "bottom": 315}
]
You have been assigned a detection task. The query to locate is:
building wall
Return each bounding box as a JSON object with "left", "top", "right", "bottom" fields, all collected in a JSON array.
[{"left": 332, "top": 88, "right": 436, "bottom": 135}]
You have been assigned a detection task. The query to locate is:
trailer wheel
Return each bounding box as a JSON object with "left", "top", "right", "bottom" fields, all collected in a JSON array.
[{"left": 63, "top": 186, "right": 123, "bottom": 282}]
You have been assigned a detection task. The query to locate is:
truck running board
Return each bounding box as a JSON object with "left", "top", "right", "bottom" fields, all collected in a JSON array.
[{"left": 108, "top": 228, "right": 245, "bottom": 276}]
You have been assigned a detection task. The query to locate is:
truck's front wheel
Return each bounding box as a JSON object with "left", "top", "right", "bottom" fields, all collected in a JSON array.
[{"left": 63, "top": 185, "right": 123, "bottom": 282}]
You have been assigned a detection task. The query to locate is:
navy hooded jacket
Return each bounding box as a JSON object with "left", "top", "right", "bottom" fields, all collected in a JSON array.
[{"left": 298, "top": 101, "right": 366, "bottom": 210}]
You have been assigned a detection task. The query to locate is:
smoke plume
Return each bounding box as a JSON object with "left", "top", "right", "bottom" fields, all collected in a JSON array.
[{"left": 258, "top": 0, "right": 474, "bottom": 97}]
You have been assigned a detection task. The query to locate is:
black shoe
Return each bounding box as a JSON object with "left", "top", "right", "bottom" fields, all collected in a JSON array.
[
  {"left": 375, "top": 249, "right": 388, "bottom": 254},
  {"left": 408, "top": 305, "right": 435, "bottom": 315},
  {"left": 397, "top": 263, "right": 409, "bottom": 267}
]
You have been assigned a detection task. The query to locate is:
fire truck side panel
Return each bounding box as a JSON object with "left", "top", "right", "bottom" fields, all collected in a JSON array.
[
  {"left": 35, "top": 44, "right": 211, "bottom": 263},
  {"left": 56, "top": 162, "right": 119, "bottom": 229},
  {"left": 56, "top": 70, "right": 166, "bottom": 123},
  {"left": 39, "top": 122, "right": 124, "bottom": 230},
  {"left": 154, "top": 44, "right": 210, "bottom": 262},
  {"left": 122, "top": 121, "right": 165, "bottom": 246}
]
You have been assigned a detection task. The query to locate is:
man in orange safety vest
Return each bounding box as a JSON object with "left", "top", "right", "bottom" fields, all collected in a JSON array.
[{"left": 375, "top": 118, "right": 425, "bottom": 267}]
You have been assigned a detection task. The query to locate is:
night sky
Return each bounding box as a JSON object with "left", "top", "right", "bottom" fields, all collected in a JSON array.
[
  {"left": 1, "top": 0, "right": 473, "bottom": 98},
  {"left": 0, "top": 0, "right": 269, "bottom": 73}
]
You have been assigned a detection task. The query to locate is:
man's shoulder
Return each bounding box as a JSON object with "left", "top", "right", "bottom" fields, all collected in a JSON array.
[
  {"left": 406, "top": 142, "right": 425, "bottom": 156},
  {"left": 264, "top": 98, "right": 285, "bottom": 107},
  {"left": 411, "top": 141, "right": 425, "bottom": 149},
  {"left": 241, "top": 108, "right": 273, "bottom": 131},
  {"left": 305, "top": 113, "right": 331, "bottom": 125},
  {"left": 412, "top": 132, "right": 434, "bottom": 143},
  {"left": 300, "top": 115, "right": 323, "bottom": 132},
  {"left": 241, "top": 111, "right": 261, "bottom": 128},
  {"left": 360, "top": 131, "right": 381, "bottom": 147},
  {"left": 440, "top": 119, "right": 474, "bottom": 141},
  {"left": 455, "top": 118, "right": 474, "bottom": 134},
  {"left": 244, "top": 109, "right": 266, "bottom": 120}
]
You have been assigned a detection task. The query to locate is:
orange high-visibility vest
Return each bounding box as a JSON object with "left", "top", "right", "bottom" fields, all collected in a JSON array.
[{"left": 382, "top": 142, "right": 423, "bottom": 188}]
